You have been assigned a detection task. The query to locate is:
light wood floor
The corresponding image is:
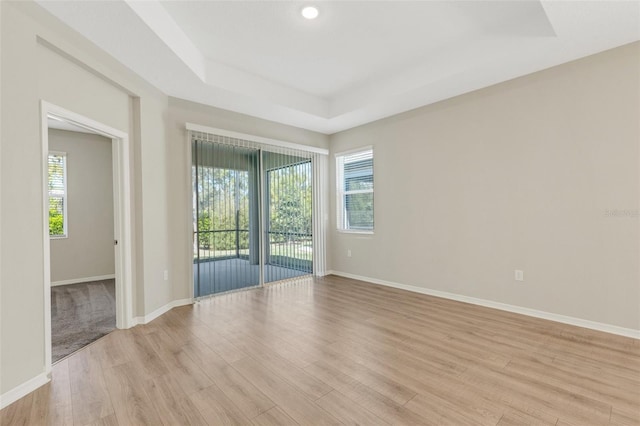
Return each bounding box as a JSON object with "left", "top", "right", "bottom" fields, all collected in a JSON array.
[{"left": 2, "top": 275, "right": 639, "bottom": 425}]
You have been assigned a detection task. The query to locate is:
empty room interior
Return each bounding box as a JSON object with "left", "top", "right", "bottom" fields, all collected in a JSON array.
[{"left": 0, "top": 1, "right": 638, "bottom": 425}]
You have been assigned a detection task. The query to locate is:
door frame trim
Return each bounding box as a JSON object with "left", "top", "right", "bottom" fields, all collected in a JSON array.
[{"left": 41, "top": 101, "right": 134, "bottom": 375}]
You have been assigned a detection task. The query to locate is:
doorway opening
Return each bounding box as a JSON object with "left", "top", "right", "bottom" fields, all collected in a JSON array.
[
  {"left": 47, "top": 122, "right": 116, "bottom": 363},
  {"left": 41, "top": 102, "right": 134, "bottom": 375}
]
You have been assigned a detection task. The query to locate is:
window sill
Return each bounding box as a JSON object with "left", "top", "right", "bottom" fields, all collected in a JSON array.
[
  {"left": 337, "top": 229, "right": 374, "bottom": 235},
  {"left": 49, "top": 235, "right": 68, "bottom": 240}
]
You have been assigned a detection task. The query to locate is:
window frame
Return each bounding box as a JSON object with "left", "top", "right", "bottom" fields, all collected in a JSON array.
[
  {"left": 335, "top": 146, "right": 374, "bottom": 234},
  {"left": 48, "top": 151, "right": 68, "bottom": 239}
]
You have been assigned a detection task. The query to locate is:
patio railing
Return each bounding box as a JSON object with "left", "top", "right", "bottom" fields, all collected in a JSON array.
[{"left": 194, "top": 229, "right": 312, "bottom": 272}]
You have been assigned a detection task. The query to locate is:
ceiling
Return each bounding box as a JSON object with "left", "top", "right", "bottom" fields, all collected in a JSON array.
[{"left": 36, "top": 1, "right": 640, "bottom": 134}]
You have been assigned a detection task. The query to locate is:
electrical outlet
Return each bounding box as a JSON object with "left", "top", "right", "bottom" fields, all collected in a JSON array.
[
  {"left": 163, "top": 270, "right": 169, "bottom": 281},
  {"left": 347, "top": 249, "right": 352, "bottom": 258},
  {"left": 514, "top": 270, "right": 524, "bottom": 281}
]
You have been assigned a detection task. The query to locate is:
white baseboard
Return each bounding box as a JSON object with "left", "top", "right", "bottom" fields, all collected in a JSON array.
[
  {"left": 0, "top": 372, "right": 50, "bottom": 410},
  {"left": 132, "top": 298, "right": 193, "bottom": 326},
  {"left": 327, "top": 270, "right": 640, "bottom": 340},
  {"left": 51, "top": 274, "right": 116, "bottom": 286}
]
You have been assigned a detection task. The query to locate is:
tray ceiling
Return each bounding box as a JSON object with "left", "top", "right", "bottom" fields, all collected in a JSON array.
[{"left": 36, "top": 1, "right": 640, "bottom": 134}]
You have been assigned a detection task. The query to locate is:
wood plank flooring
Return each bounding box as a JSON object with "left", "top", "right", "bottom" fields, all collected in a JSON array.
[{"left": 2, "top": 275, "right": 639, "bottom": 425}]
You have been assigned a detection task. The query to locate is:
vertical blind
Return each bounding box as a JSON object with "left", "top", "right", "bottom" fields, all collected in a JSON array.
[
  {"left": 192, "top": 141, "right": 259, "bottom": 296},
  {"left": 191, "top": 130, "right": 326, "bottom": 298}
]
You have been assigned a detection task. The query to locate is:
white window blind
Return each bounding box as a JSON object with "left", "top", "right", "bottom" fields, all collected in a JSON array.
[
  {"left": 336, "top": 148, "right": 373, "bottom": 232},
  {"left": 48, "top": 152, "right": 67, "bottom": 238},
  {"left": 190, "top": 127, "right": 329, "bottom": 293}
]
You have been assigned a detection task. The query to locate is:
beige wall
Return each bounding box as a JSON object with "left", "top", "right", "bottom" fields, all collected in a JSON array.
[
  {"left": 1, "top": 1, "right": 142, "bottom": 394},
  {"left": 0, "top": 0, "right": 328, "bottom": 397},
  {"left": 329, "top": 42, "right": 640, "bottom": 331},
  {"left": 49, "top": 129, "right": 115, "bottom": 283}
]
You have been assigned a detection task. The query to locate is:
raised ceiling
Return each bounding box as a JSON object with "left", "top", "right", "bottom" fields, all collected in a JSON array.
[{"left": 36, "top": 1, "right": 640, "bottom": 134}]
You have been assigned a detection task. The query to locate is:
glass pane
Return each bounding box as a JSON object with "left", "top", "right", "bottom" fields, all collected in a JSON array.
[
  {"left": 48, "top": 154, "right": 65, "bottom": 191},
  {"left": 344, "top": 158, "right": 373, "bottom": 191},
  {"left": 49, "top": 196, "right": 65, "bottom": 236},
  {"left": 193, "top": 141, "right": 260, "bottom": 297},
  {"left": 345, "top": 192, "right": 373, "bottom": 230},
  {"left": 264, "top": 152, "right": 313, "bottom": 283},
  {"left": 48, "top": 154, "right": 65, "bottom": 236}
]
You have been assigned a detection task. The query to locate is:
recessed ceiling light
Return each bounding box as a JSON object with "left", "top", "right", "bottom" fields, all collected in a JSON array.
[{"left": 301, "top": 6, "right": 319, "bottom": 20}]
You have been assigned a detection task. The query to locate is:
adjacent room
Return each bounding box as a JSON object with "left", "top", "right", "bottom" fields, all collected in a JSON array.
[
  {"left": 47, "top": 121, "right": 118, "bottom": 363},
  {"left": 1, "top": 1, "right": 638, "bottom": 425}
]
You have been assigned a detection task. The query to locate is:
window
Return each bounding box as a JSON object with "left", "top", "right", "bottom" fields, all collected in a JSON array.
[
  {"left": 336, "top": 148, "right": 373, "bottom": 232},
  {"left": 48, "top": 152, "right": 67, "bottom": 238}
]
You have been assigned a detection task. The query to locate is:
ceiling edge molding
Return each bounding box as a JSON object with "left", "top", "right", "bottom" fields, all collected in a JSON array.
[{"left": 123, "top": 0, "right": 206, "bottom": 81}]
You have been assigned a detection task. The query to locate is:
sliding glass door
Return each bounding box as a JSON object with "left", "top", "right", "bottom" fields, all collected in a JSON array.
[
  {"left": 264, "top": 153, "right": 312, "bottom": 283},
  {"left": 192, "top": 138, "right": 313, "bottom": 298},
  {"left": 193, "top": 143, "right": 260, "bottom": 296}
]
